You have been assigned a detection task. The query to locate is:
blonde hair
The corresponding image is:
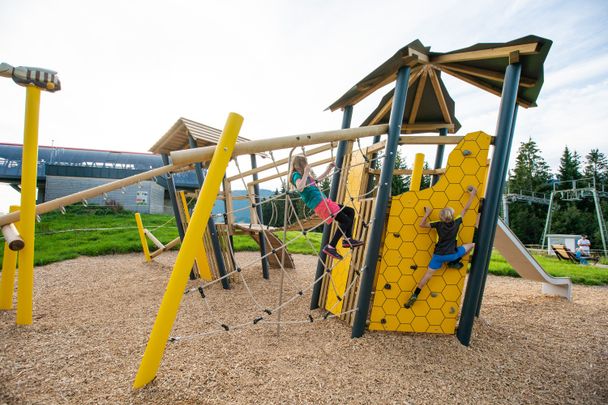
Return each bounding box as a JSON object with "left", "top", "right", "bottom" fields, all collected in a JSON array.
[
  {"left": 439, "top": 207, "right": 455, "bottom": 222},
  {"left": 289, "top": 155, "right": 315, "bottom": 190}
]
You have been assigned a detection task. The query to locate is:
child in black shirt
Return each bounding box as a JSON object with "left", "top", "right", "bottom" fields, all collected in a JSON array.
[{"left": 404, "top": 186, "right": 477, "bottom": 308}]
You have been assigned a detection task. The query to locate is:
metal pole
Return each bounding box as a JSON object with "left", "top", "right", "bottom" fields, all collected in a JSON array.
[
  {"left": 502, "top": 195, "right": 509, "bottom": 226},
  {"left": 250, "top": 153, "right": 270, "bottom": 279},
  {"left": 310, "top": 105, "right": 353, "bottom": 310},
  {"left": 432, "top": 127, "right": 448, "bottom": 185},
  {"left": 352, "top": 66, "right": 411, "bottom": 338},
  {"left": 540, "top": 192, "right": 555, "bottom": 249},
  {"left": 475, "top": 107, "right": 518, "bottom": 317},
  {"left": 161, "top": 154, "right": 197, "bottom": 280},
  {"left": 187, "top": 136, "right": 230, "bottom": 289},
  {"left": 592, "top": 190, "right": 608, "bottom": 255},
  {"left": 457, "top": 62, "right": 521, "bottom": 346}
]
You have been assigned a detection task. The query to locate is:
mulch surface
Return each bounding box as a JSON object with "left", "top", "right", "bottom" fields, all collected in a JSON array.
[{"left": 1, "top": 252, "right": 606, "bottom": 404}]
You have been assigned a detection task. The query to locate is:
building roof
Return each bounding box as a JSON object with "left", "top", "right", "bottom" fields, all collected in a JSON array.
[
  {"left": 328, "top": 35, "right": 552, "bottom": 118},
  {"left": 149, "top": 117, "right": 252, "bottom": 155}
]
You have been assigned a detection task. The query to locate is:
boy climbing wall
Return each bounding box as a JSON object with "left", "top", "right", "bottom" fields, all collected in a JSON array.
[{"left": 404, "top": 186, "right": 477, "bottom": 308}]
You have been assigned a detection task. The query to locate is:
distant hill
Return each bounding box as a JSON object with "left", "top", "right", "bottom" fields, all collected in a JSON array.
[{"left": 212, "top": 189, "right": 274, "bottom": 223}]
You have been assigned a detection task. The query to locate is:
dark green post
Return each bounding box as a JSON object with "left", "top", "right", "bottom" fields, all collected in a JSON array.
[
  {"left": 352, "top": 66, "right": 411, "bottom": 338},
  {"left": 161, "top": 153, "right": 196, "bottom": 280},
  {"left": 310, "top": 105, "right": 353, "bottom": 309},
  {"left": 187, "top": 136, "right": 230, "bottom": 289},
  {"left": 432, "top": 127, "right": 448, "bottom": 185},
  {"left": 250, "top": 153, "right": 270, "bottom": 279},
  {"left": 475, "top": 106, "right": 518, "bottom": 316},
  {"left": 457, "top": 62, "right": 521, "bottom": 345}
]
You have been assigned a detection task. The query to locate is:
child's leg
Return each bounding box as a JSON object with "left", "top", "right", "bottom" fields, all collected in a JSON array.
[
  {"left": 329, "top": 206, "right": 354, "bottom": 247},
  {"left": 405, "top": 257, "right": 442, "bottom": 308}
]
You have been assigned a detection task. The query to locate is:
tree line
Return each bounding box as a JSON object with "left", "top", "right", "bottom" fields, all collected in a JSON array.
[{"left": 506, "top": 140, "right": 607, "bottom": 246}]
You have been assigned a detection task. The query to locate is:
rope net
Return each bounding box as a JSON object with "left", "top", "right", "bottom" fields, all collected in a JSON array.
[{"left": 170, "top": 142, "right": 383, "bottom": 342}]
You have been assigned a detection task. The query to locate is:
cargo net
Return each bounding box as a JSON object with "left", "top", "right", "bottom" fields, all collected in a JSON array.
[{"left": 170, "top": 144, "right": 383, "bottom": 342}]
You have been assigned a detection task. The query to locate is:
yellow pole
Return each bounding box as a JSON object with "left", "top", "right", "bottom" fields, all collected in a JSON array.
[
  {"left": 0, "top": 205, "right": 20, "bottom": 310},
  {"left": 410, "top": 153, "right": 425, "bottom": 192},
  {"left": 134, "top": 213, "right": 151, "bottom": 262},
  {"left": 133, "top": 112, "right": 243, "bottom": 389},
  {"left": 179, "top": 191, "right": 213, "bottom": 281},
  {"left": 16, "top": 86, "right": 41, "bottom": 325}
]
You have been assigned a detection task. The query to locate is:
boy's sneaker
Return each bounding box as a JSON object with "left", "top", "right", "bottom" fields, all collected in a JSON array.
[
  {"left": 342, "top": 238, "right": 364, "bottom": 249},
  {"left": 447, "top": 260, "right": 464, "bottom": 269},
  {"left": 404, "top": 293, "right": 418, "bottom": 309},
  {"left": 323, "top": 245, "right": 344, "bottom": 260}
]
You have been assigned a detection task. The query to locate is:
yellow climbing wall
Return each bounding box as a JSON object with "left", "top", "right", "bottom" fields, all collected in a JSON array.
[
  {"left": 368, "top": 131, "right": 491, "bottom": 334},
  {"left": 323, "top": 147, "right": 368, "bottom": 315}
]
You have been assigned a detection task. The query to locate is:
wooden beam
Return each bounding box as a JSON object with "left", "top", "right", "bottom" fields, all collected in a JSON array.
[
  {"left": 0, "top": 164, "right": 180, "bottom": 227},
  {"left": 437, "top": 65, "right": 533, "bottom": 108},
  {"left": 227, "top": 143, "right": 334, "bottom": 181},
  {"left": 430, "top": 42, "right": 540, "bottom": 64},
  {"left": 408, "top": 69, "right": 429, "bottom": 125},
  {"left": 249, "top": 156, "right": 334, "bottom": 186},
  {"left": 1, "top": 223, "right": 24, "bottom": 251},
  {"left": 428, "top": 68, "right": 452, "bottom": 125},
  {"left": 436, "top": 62, "right": 536, "bottom": 88},
  {"left": 368, "top": 168, "right": 446, "bottom": 176},
  {"left": 398, "top": 135, "right": 496, "bottom": 145},
  {"left": 171, "top": 124, "right": 389, "bottom": 167},
  {"left": 367, "top": 67, "right": 424, "bottom": 126},
  {"left": 401, "top": 123, "right": 455, "bottom": 132}
]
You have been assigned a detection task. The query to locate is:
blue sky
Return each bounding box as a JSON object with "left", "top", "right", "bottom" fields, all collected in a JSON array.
[{"left": 1, "top": 0, "right": 607, "bottom": 208}]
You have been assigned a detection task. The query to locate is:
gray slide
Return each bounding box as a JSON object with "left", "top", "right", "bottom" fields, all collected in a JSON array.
[{"left": 494, "top": 218, "right": 572, "bottom": 300}]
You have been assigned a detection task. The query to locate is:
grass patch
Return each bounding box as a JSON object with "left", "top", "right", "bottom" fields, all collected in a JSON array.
[
  {"left": 489, "top": 251, "right": 608, "bottom": 286},
  {"left": 1, "top": 209, "right": 606, "bottom": 285}
]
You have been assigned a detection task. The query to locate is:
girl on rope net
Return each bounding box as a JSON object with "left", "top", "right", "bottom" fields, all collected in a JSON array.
[
  {"left": 289, "top": 154, "right": 363, "bottom": 261},
  {"left": 404, "top": 185, "right": 477, "bottom": 308}
]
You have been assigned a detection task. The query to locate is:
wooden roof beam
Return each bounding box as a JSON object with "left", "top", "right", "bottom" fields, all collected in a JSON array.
[
  {"left": 367, "top": 67, "right": 424, "bottom": 125},
  {"left": 436, "top": 62, "right": 536, "bottom": 88},
  {"left": 428, "top": 68, "right": 452, "bottom": 124},
  {"left": 400, "top": 123, "right": 455, "bottom": 132},
  {"left": 408, "top": 69, "right": 429, "bottom": 125},
  {"left": 430, "top": 42, "right": 540, "bottom": 64},
  {"left": 398, "top": 135, "right": 495, "bottom": 145},
  {"left": 436, "top": 65, "right": 533, "bottom": 108}
]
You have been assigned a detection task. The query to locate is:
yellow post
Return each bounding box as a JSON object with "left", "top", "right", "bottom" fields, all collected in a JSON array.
[
  {"left": 179, "top": 191, "right": 213, "bottom": 281},
  {"left": 0, "top": 205, "right": 20, "bottom": 310},
  {"left": 410, "top": 153, "right": 425, "bottom": 192},
  {"left": 134, "top": 213, "right": 151, "bottom": 262},
  {"left": 16, "top": 86, "right": 41, "bottom": 325},
  {"left": 133, "top": 112, "right": 243, "bottom": 389}
]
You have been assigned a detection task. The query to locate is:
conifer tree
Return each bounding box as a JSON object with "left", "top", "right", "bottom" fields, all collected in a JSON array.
[{"left": 558, "top": 146, "right": 582, "bottom": 182}]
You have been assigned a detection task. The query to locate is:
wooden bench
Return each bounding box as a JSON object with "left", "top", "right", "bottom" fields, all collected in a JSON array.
[{"left": 551, "top": 244, "right": 599, "bottom": 265}]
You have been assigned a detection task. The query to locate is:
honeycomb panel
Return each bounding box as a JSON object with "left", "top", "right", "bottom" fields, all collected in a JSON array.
[{"left": 368, "top": 131, "right": 491, "bottom": 334}]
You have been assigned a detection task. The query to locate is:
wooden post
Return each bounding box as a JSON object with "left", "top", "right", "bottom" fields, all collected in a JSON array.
[
  {"left": 0, "top": 205, "right": 20, "bottom": 310},
  {"left": 1, "top": 223, "right": 24, "bottom": 251},
  {"left": 134, "top": 213, "right": 151, "bottom": 262}
]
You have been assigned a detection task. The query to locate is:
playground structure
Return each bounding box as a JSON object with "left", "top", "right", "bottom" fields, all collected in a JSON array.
[{"left": 0, "top": 35, "right": 574, "bottom": 389}]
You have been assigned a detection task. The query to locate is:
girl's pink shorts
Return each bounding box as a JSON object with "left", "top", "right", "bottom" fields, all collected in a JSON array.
[{"left": 314, "top": 199, "right": 341, "bottom": 224}]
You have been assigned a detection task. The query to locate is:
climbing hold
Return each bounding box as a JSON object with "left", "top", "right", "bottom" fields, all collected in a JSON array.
[
  {"left": 410, "top": 264, "right": 418, "bottom": 270},
  {"left": 463, "top": 149, "right": 472, "bottom": 156},
  {"left": 384, "top": 283, "right": 391, "bottom": 290}
]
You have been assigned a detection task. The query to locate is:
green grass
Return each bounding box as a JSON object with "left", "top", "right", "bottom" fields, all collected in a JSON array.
[
  {"left": 489, "top": 251, "right": 608, "bottom": 286},
  {"left": 1, "top": 208, "right": 606, "bottom": 285}
]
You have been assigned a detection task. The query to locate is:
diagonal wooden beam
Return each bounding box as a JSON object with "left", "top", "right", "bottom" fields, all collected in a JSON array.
[
  {"left": 367, "top": 66, "right": 424, "bottom": 125},
  {"left": 430, "top": 42, "right": 540, "bottom": 64},
  {"left": 408, "top": 69, "right": 429, "bottom": 124},
  {"left": 436, "top": 65, "right": 533, "bottom": 108},
  {"left": 437, "top": 62, "right": 536, "bottom": 88},
  {"left": 428, "top": 68, "right": 452, "bottom": 124}
]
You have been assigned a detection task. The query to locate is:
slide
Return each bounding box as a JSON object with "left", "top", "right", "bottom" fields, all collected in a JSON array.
[{"left": 494, "top": 218, "right": 572, "bottom": 300}]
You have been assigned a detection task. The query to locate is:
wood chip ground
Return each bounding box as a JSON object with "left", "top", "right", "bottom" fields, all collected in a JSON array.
[{"left": 1, "top": 252, "right": 606, "bottom": 404}]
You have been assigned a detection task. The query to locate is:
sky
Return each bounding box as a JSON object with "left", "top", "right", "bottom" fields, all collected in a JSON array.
[{"left": 1, "top": 0, "right": 607, "bottom": 209}]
